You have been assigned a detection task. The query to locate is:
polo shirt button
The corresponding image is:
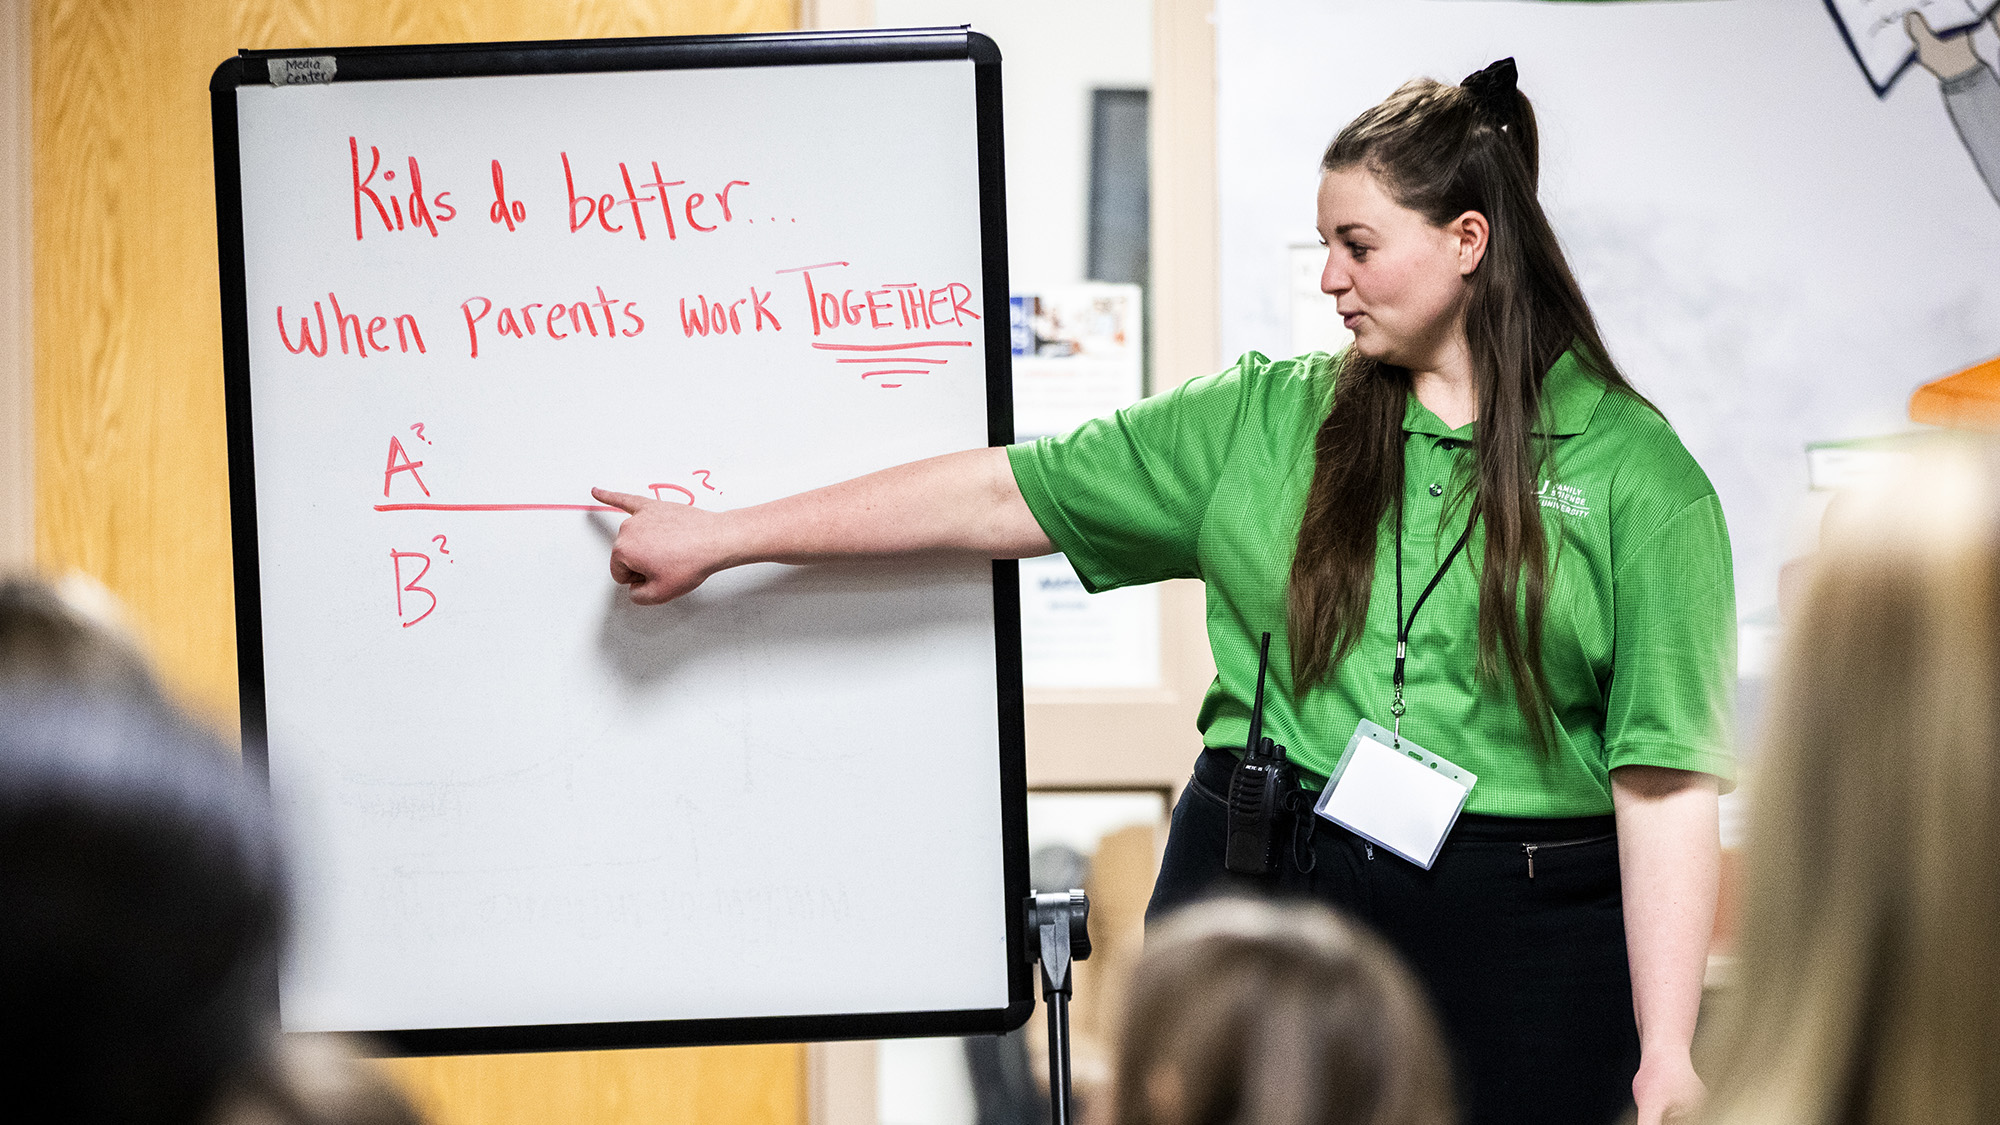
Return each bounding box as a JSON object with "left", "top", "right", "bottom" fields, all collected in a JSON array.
[{"left": 1428, "top": 483, "right": 1443, "bottom": 497}]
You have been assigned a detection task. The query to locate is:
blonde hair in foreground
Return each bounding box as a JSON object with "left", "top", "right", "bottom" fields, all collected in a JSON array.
[
  {"left": 1699, "top": 440, "right": 2000, "bottom": 1125},
  {"left": 1112, "top": 898, "right": 1454, "bottom": 1125}
]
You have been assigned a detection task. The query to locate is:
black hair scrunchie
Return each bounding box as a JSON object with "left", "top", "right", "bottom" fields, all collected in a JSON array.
[{"left": 1460, "top": 57, "right": 1518, "bottom": 118}]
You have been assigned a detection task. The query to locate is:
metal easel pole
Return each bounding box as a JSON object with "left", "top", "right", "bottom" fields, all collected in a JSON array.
[{"left": 1026, "top": 889, "right": 1091, "bottom": 1125}]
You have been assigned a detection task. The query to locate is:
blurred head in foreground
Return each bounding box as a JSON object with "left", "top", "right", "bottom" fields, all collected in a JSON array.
[
  {"left": 1112, "top": 898, "right": 1454, "bottom": 1125},
  {"left": 1699, "top": 440, "right": 2000, "bottom": 1125},
  {"left": 0, "top": 574, "right": 419, "bottom": 1125},
  {"left": 0, "top": 691, "right": 285, "bottom": 1124}
]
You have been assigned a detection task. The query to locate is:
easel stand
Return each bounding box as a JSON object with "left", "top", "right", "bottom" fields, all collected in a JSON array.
[{"left": 1025, "top": 890, "right": 1091, "bottom": 1125}]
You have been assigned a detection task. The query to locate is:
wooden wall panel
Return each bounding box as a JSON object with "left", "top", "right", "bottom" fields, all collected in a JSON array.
[
  {"left": 0, "top": 0, "right": 27, "bottom": 570},
  {"left": 32, "top": 3, "right": 807, "bottom": 1124},
  {"left": 378, "top": 1044, "right": 805, "bottom": 1125}
]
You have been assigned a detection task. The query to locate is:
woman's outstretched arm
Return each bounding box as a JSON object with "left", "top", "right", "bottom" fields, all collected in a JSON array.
[{"left": 592, "top": 446, "right": 1054, "bottom": 605}]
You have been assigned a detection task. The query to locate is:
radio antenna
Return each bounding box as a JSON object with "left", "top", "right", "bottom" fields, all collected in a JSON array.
[{"left": 1246, "top": 632, "right": 1271, "bottom": 755}]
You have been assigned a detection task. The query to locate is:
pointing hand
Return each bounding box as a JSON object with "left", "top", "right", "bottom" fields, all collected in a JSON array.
[{"left": 592, "top": 487, "right": 725, "bottom": 605}]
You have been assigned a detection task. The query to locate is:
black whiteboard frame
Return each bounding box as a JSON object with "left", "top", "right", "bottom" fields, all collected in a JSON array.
[{"left": 210, "top": 27, "right": 1033, "bottom": 1057}]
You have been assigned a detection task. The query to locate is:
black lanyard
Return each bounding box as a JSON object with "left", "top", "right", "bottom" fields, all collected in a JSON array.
[{"left": 1392, "top": 496, "right": 1476, "bottom": 736}]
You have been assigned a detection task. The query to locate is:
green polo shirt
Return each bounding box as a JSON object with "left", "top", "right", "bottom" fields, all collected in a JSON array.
[{"left": 1007, "top": 350, "right": 1735, "bottom": 817}]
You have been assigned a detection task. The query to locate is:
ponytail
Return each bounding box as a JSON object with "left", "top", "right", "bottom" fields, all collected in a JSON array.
[{"left": 1459, "top": 57, "right": 1538, "bottom": 183}]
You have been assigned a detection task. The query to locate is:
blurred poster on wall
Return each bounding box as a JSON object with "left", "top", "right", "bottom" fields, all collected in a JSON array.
[
  {"left": 1010, "top": 283, "right": 1144, "bottom": 438},
  {"left": 1018, "top": 554, "right": 1161, "bottom": 689},
  {"left": 1011, "top": 283, "right": 1159, "bottom": 690}
]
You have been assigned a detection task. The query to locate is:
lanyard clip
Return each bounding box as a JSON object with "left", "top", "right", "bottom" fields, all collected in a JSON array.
[
  {"left": 1391, "top": 664, "right": 1406, "bottom": 741},
  {"left": 1391, "top": 641, "right": 1407, "bottom": 723}
]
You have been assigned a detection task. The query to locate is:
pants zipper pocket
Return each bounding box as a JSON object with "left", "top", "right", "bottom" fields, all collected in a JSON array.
[{"left": 1521, "top": 832, "right": 1614, "bottom": 879}]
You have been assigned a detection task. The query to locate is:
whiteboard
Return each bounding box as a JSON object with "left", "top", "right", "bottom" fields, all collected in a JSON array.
[{"left": 210, "top": 30, "right": 1030, "bottom": 1054}]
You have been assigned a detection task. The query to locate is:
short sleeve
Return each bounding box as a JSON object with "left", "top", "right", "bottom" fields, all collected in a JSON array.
[
  {"left": 1603, "top": 494, "right": 1738, "bottom": 787},
  {"left": 1006, "top": 361, "right": 1253, "bottom": 592}
]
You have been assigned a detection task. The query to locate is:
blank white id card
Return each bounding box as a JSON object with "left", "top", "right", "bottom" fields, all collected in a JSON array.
[{"left": 1313, "top": 719, "right": 1476, "bottom": 869}]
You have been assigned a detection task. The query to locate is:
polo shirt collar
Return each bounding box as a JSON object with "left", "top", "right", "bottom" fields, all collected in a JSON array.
[
  {"left": 1400, "top": 350, "right": 1606, "bottom": 439},
  {"left": 1536, "top": 351, "right": 1606, "bottom": 437},
  {"left": 1401, "top": 395, "right": 1469, "bottom": 441}
]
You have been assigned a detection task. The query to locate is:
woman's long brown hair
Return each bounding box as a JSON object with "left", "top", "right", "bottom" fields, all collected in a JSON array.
[{"left": 1287, "top": 67, "right": 1645, "bottom": 752}]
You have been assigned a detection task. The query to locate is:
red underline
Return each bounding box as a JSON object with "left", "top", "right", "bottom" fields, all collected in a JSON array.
[
  {"left": 863, "top": 369, "right": 934, "bottom": 377},
  {"left": 374, "top": 503, "right": 619, "bottom": 513},
  {"left": 810, "top": 340, "right": 974, "bottom": 351},
  {"left": 837, "top": 356, "right": 947, "bottom": 364}
]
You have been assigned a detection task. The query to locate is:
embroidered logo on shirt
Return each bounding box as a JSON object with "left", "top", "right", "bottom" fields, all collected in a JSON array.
[{"left": 1536, "top": 481, "right": 1590, "bottom": 517}]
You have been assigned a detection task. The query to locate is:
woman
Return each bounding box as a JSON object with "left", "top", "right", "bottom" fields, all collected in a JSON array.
[
  {"left": 1112, "top": 898, "right": 1453, "bottom": 1125},
  {"left": 1696, "top": 443, "right": 2000, "bottom": 1125},
  {"left": 595, "top": 60, "right": 1732, "bottom": 1125}
]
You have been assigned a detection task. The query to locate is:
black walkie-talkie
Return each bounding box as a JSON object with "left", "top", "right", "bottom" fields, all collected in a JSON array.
[{"left": 1225, "top": 632, "right": 1297, "bottom": 876}]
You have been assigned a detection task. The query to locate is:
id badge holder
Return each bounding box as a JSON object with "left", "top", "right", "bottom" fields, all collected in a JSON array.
[{"left": 1313, "top": 719, "right": 1477, "bottom": 869}]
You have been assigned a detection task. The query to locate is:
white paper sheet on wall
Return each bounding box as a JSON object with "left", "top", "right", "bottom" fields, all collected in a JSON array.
[
  {"left": 1010, "top": 283, "right": 1158, "bottom": 690},
  {"left": 1018, "top": 554, "right": 1160, "bottom": 690}
]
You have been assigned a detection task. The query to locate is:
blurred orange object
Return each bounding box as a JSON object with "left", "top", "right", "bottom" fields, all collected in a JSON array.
[{"left": 1911, "top": 354, "right": 2000, "bottom": 430}]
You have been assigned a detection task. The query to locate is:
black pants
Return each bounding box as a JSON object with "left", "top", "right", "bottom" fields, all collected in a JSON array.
[{"left": 1148, "top": 747, "right": 1640, "bottom": 1125}]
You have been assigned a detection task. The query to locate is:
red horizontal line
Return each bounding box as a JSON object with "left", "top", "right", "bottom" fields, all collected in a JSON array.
[
  {"left": 811, "top": 340, "right": 974, "bottom": 352},
  {"left": 863, "top": 369, "right": 935, "bottom": 377},
  {"left": 775, "top": 260, "right": 849, "bottom": 274},
  {"left": 375, "top": 503, "right": 619, "bottom": 513},
  {"left": 837, "top": 356, "right": 946, "bottom": 364}
]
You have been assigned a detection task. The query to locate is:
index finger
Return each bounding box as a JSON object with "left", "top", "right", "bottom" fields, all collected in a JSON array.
[{"left": 591, "top": 487, "right": 652, "bottom": 515}]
